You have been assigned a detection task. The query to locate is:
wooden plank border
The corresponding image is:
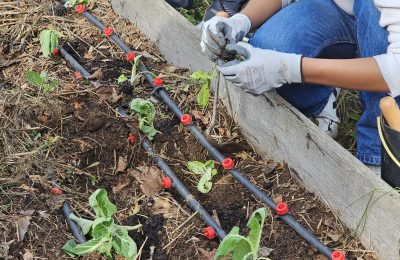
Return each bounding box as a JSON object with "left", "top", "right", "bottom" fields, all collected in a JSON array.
[{"left": 111, "top": 0, "right": 400, "bottom": 258}]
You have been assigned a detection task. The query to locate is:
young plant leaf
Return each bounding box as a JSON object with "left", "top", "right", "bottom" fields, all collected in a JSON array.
[
  {"left": 88, "top": 189, "right": 117, "bottom": 218},
  {"left": 117, "top": 74, "right": 128, "bottom": 84},
  {"left": 191, "top": 70, "right": 211, "bottom": 81},
  {"left": 197, "top": 82, "right": 210, "bottom": 108},
  {"left": 112, "top": 227, "right": 137, "bottom": 260},
  {"left": 64, "top": 0, "right": 95, "bottom": 7},
  {"left": 130, "top": 55, "right": 142, "bottom": 84},
  {"left": 39, "top": 30, "right": 58, "bottom": 58},
  {"left": 130, "top": 98, "right": 158, "bottom": 140},
  {"left": 26, "top": 71, "right": 44, "bottom": 87},
  {"left": 197, "top": 169, "right": 213, "bottom": 193},
  {"left": 213, "top": 208, "right": 268, "bottom": 260},
  {"left": 62, "top": 238, "right": 103, "bottom": 255},
  {"left": 69, "top": 213, "right": 94, "bottom": 235},
  {"left": 187, "top": 160, "right": 217, "bottom": 193},
  {"left": 91, "top": 217, "right": 114, "bottom": 239}
]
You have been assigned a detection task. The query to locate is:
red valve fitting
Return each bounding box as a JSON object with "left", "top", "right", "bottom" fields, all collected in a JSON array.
[
  {"left": 103, "top": 27, "right": 113, "bottom": 36},
  {"left": 203, "top": 226, "right": 216, "bottom": 240},
  {"left": 52, "top": 48, "right": 60, "bottom": 56},
  {"left": 276, "top": 202, "right": 289, "bottom": 215},
  {"left": 127, "top": 133, "right": 137, "bottom": 144},
  {"left": 126, "top": 51, "right": 135, "bottom": 62},
  {"left": 50, "top": 187, "right": 63, "bottom": 195},
  {"left": 331, "top": 250, "right": 345, "bottom": 260},
  {"left": 152, "top": 77, "right": 163, "bottom": 87},
  {"left": 180, "top": 114, "right": 192, "bottom": 126},
  {"left": 162, "top": 177, "right": 172, "bottom": 188},
  {"left": 75, "top": 4, "right": 85, "bottom": 14},
  {"left": 222, "top": 158, "right": 234, "bottom": 170},
  {"left": 74, "top": 71, "right": 83, "bottom": 80}
]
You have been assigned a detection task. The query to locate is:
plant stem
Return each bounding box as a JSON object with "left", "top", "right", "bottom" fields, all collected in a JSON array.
[
  {"left": 116, "top": 223, "right": 142, "bottom": 231},
  {"left": 205, "top": 72, "right": 220, "bottom": 137}
]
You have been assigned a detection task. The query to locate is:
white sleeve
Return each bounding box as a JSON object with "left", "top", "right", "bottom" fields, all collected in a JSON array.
[
  {"left": 281, "top": 0, "right": 296, "bottom": 8},
  {"left": 373, "top": 0, "right": 400, "bottom": 97}
]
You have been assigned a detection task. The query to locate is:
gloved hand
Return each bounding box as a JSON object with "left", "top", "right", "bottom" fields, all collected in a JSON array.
[
  {"left": 200, "top": 13, "right": 251, "bottom": 61},
  {"left": 218, "top": 42, "right": 303, "bottom": 95}
]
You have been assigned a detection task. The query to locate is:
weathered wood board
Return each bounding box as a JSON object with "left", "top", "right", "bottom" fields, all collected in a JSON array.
[{"left": 111, "top": 0, "right": 400, "bottom": 258}]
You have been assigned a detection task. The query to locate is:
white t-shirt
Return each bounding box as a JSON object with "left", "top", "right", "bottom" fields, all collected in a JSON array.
[{"left": 282, "top": 0, "right": 400, "bottom": 97}]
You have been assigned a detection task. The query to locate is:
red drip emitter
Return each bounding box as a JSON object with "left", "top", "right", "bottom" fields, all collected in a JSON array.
[
  {"left": 50, "top": 187, "right": 63, "bottom": 195},
  {"left": 276, "top": 202, "right": 289, "bottom": 215},
  {"left": 180, "top": 114, "right": 192, "bottom": 126},
  {"left": 103, "top": 27, "right": 113, "bottom": 36},
  {"left": 203, "top": 226, "right": 216, "bottom": 240},
  {"left": 162, "top": 177, "right": 172, "bottom": 188},
  {"left": 52, "top": 48, "right": 60, "bottom": 56},
  {"left": 126, "top": 51, "right": 135, "bottom": 62},
  {"left": 74, "top": 71, "right": 83, "bottom": 80},
  {"left": 75, "top": 4, "right": 85, "bottom": 14},
  {"left": 331, "top": 250, "right": 345, "bottom": 260},
  {"left": 127, "top": 133, "right": 137, "bottom": 144},
  {"left": 222, "top": 158, "right": 234, "bottom": 170},
  {"left": 152, "top": 77, "right": 163, "bottom": 87}
]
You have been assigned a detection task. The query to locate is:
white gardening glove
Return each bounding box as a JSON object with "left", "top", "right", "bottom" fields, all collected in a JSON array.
[
  {"left": 200, "top": 13, "right": 251, "bottom": 61},
  {"left": 218, "top": 42, "right": 303, "bottom": 95}
]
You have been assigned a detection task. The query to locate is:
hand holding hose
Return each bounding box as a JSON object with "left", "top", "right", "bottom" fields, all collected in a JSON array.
[
  {"left": 200, "top": 13, "right": 251, "bottom": 61},
  {"left": 217, "top": 42, "right": 303, "bottom": 95}
]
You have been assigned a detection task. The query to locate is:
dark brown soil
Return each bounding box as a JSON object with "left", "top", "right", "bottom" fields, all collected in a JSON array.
[{"left": 0, "top": 1, "right": 377, "bottom": 260}]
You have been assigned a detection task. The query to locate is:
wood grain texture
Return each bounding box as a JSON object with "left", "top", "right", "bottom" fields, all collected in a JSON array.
[{"left": 111, "top": 0, "right": 400, "bottom": 258}]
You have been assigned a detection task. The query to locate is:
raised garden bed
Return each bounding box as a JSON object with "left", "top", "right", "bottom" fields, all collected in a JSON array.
[{"left": 0, "top": 0, "right": 397, "bottom": 259}]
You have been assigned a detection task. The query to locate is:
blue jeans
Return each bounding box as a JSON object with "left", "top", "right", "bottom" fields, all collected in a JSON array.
[{"left": 250, "top": 0, "right": 389, "bottom": 166}]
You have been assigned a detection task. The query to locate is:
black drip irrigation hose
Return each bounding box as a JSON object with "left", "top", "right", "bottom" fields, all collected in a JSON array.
[
  {"left": 56, "top": 47, "right": 227, "bottom": 240},
  {"left": 117, "top": 107, "right": 227, "bottom": 240},
  {"left": 59, "top": 2, "right": 345, "bottom": 259},
  {"left": 62, "top": 202, "right": 87, "bottom": 243}
]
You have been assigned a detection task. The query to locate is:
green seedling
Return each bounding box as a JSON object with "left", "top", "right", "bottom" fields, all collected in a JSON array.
[
  {"left": 62, "top": 189, "right": 141, "bottom": 259},
  {"left": 26, "top": 71, "right": 58, "bottom": 94},
  {"left": 190, "top": 69, "right": 218, "bottom": 109},
  {"left": 117, "top": 74, "right": 128, "bottom": 84},
  {"left": 64, "top": 0, "right": 95, "bottom": 7},
  {"left": 187, "top": 160, "right": 217, "bottom": 193},
  {"left": 214, "top": 208, "right": 269, "bottom": 260},
  {"left": 130, "top": 98, "right": 158, "bottom": 140},
  {"left": 39, "top": 29, "right": 59, "bottom": 58},
  {"left": 130, "top": 55, "right": 142, "bottom": 84}
]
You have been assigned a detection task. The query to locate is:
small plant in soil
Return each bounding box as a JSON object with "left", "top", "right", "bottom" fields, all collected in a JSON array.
[
  {"left": 64, "top": 0, "right": 95, "bottom": 7},
  {"left": 39, "top": 29, "right": 59, "bottom": 58},
  {"left": 187, "top": 160, "right": 218, "bottom": 193},
  {"left": 117, "top": 55, "right": 143, "bottom": 94},
  {"left": 26, "top": 71, "right": 58, "bottom": 94},
  {"left": 214, "top": 208, "right": 269, "bottom": 260},
  {"left": 62, "top": 189, "right": 141, "bottom": 259},
  {"left": 190, "top": 69, "right": 217, "bottom": 109},
  {"left": 130, "top": 98, "right": 158, "bottom": 140}
]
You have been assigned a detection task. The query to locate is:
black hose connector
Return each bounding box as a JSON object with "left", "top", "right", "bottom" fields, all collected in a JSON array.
[
  {"left": 59, "top": 47, "right": 91, "bottom": 79},
  {"left": 62, "top": 202, "right": 87, "bottom": 244}
]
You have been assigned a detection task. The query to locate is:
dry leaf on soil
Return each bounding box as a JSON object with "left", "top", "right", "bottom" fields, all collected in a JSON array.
[
  {"left": 23, "top": 249, "right": 33, "bottom": 260},
  {"left": 129, "top": 166, "right": 163, "bottom": 197},
  {"left": 0, "top": 240, "right": 14, "bottom": 259},
  {"left": 191, "top": 110, "right": 209, "bottom": 125},
  {"left": 116, "top": 156, "right": 128, "bottom": 173},
  {"left": 16, "top": 216, "right": 31, "bottom": 242},
  {"left": 150, "top": 197, "right": 179, "bottom": 219},
  {"left": 198, "top": 248, "right": 216, "bottom": 260}
]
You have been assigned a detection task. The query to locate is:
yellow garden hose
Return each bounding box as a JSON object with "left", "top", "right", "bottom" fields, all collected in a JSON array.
[{"left": 377, "top": 117, "right": 400, "bottom": 168}]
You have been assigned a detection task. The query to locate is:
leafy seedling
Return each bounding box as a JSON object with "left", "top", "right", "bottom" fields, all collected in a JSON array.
[
  {"left": 191, "top": 69, "right": 218, "bottom": 109},
  {"left": 62, "top": 189, "right": 141, "bottom": 259},
  {"left": 39, "top": 29, "right": 59, "bottom": 58},
  {"left": 26, "top": 71, "right": 58, "bottom": 94},
  {"left": 130, "top": 55, "right": 142, "bottom": 84},
  {"left": 187, "top": 160, "right": 218, "bottom": 193},
  {"left": 130, "top": 98, "right": 158, "bottom": 140},
  {"left": 64, "top": 0, "right": 95, "bottom": 7},
  {"left": 214, "top": 208, "right": 269, "bottom": 260}
]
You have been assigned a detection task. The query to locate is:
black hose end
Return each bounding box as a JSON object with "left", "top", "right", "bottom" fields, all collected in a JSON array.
[{"left": 62, "top": 202, "right": 87, "bottom": 244}]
